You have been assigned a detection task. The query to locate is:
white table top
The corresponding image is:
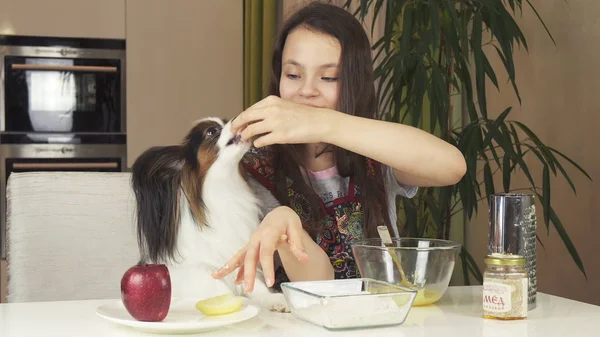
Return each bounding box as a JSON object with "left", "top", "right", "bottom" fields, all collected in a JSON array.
[{"left": 2, "top": 286, "right": 599, "bottom": 337}]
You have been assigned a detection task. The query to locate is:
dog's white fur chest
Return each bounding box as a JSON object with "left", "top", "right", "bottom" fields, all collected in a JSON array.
[{"left": 167, "top": 158, "right": 286, "bottom": 310}]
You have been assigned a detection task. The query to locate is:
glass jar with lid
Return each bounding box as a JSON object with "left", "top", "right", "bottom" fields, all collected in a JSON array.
[{"left": 482, "top": 253, "right": 528, "bottom": 320}]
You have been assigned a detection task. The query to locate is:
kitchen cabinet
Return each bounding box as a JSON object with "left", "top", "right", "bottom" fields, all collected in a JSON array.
[
  {"left": 125, "top": 0, "right": 243, "bottom": 168},
  {"left": 0, "top": 0, "right": 125, "bottom": 39}
]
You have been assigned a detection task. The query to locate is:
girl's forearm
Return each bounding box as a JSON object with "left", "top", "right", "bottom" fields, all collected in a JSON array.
[
  {"left": 322, "top": 111, "right": 467, "bottom": 187},
  {"left": 277, "top": 230, "right": 334, "bottom": 282}
]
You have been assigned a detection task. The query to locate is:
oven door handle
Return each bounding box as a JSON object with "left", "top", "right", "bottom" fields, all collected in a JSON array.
[
  {"left": 12, "top": 162, "right": 119, "bottom": 170},
  {"left": 11, "top": 64, "right": 117, "bottom": 73}
]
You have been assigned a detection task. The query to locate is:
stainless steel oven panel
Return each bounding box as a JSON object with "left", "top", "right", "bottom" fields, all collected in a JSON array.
[
  {"left": 0, "top": 143, "right": 127, "bottom": 258},
  {"left": 1, "top": 45, "right": 125, "bottom": 60},
  {"left": 0, "top": 44, "right": 127, "bottom": 134}
]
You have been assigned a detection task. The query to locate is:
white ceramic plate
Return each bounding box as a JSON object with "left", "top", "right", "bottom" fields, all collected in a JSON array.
[{"left": 96, "top": 298, "right": 260, "bottom": 334}]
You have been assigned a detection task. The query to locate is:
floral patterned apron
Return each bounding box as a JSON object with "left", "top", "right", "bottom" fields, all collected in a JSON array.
[{"left": 242, "top": 146, "right": 374, "bottom": 288}]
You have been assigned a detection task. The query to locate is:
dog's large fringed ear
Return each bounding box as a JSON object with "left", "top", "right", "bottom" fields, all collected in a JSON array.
[
  {"left": 180, "top": 126, "right": 209, "bottom": 228},
  {"left": 131, "top": 146, "right": 183, "bottom": 264},
  {"left": 180, "top": 163, "right": 207, "bottom": 228}
]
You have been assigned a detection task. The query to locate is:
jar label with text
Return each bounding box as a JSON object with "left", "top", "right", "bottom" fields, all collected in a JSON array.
[{"left": 483, "top": 281, "right": 512, "bottom": 313}]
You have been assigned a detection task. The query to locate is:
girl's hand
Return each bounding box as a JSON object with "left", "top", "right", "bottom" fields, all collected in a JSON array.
[
  {"left": 231, "top": 95, "right": 335, "bottom": 147},
  {"left": 211, "top": 206, "right": 309, "bottom": 293}
]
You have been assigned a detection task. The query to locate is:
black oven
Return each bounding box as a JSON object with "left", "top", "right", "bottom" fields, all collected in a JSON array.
[{"left": 0, "top": 35, "right": 126, "bottom": 144}]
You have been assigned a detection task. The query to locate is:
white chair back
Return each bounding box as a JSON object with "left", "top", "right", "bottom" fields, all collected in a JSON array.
[{"left": 6, "top": 172, "right": 140, "bottom": 302}]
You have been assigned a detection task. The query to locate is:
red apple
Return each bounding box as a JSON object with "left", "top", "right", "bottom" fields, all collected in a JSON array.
[{"left": 120, "top": 264, "right": 171, "bottom": 322}]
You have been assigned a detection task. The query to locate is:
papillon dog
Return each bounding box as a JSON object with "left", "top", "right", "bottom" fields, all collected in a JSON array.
[{"left": 130, "top": 117, "right": 287, "bottom": 312}]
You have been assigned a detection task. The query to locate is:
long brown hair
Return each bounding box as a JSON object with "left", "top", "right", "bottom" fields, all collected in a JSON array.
[{"left": 267, "top": 2, "right": 391, "bottom": 238}]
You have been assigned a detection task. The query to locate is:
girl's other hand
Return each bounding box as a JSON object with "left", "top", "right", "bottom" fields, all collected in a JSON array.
[
  {"left": 231, "top": 95, "right": 335, "bottom": 147},
  {"left": 211, "top": 206, "right": 309, "bottom": 293}
]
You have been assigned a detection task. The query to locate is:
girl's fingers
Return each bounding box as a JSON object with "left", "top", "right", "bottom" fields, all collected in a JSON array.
[
  {"left": 246, "top": 95, "right": 280, "bottom": 110},
  {"left": 253, "top": 131, "right": 282, "bottom": 148},
  {"left": 258, "top": 231, "right": 285, "bottom": 287},
  {"left": 286, "top": 220, "right": 309, "bottom": 262},
  {"left": 242, "top": 242, "right": 260, "bottom": 293},
  {"left": 235, "top": 265, "right": 245, "bottom": 285},
  {"left": 231, "top": 107, "right": 270, "bottom": 133},
  {"left": 212, "top": 247, "right": 246, "bottom": 279},
  {"left": 259, "top": 246, "right": 275, "bottom": 288},
  {"left": 240, "top": 119, "right": 274, "bottom": 142}
]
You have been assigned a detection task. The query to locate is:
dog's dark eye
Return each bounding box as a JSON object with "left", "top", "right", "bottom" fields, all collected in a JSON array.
[{"left": 206, "top": 127, "right": 218, "bottom": 137}]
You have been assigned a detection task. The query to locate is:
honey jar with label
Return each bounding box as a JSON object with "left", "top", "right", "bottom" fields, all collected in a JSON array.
[{"left": 482, "top": 254, "right": 528, "bottom": 320}]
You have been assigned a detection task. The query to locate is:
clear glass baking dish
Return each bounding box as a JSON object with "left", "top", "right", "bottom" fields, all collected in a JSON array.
[{"left": 280, "top": 278, "right": 417, "bottom": 330}]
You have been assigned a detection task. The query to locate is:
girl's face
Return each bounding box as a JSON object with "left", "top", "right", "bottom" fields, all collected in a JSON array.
[{"left": 279, "top": 26, "right": 341, "bottom": 110}]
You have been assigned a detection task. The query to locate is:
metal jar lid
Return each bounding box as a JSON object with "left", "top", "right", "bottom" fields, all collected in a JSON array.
[{"left": 484, "top": 253, "right": 527, "bottom": 266}]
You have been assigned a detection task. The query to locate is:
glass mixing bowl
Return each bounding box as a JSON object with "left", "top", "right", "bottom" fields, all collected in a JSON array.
[{"left": 351, "top": 238, "right": 461, "bottom": 306}]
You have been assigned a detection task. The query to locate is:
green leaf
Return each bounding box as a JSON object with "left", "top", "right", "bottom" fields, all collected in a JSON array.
[
  {"left": 513, "top": 152, "right": 536, "bottom": 190},
  {"left": 542, "top": 164, "right": 550, "bottom": 227},
  {"left": 462, "top": 246, "right": 483, "bottom": 284},
  {"left": 400, "top": 6, "right": 414, "bottom": 58},
  {"left": 514, "top": 131, "right": 558, "bottom": 174},
  {"left": 402, "top": 197, "right": 418, "bottom": 237},
  {"left": 483, "top": 162, "right": 495, "bottom": 202},
  {"left": 430, "top": 0, "right": 440, "bottom": 55},
  {"left": 411, "top": 61, "right": 426, "bottom": 127},
  {"left": 535, "top": 193, "right": 588, "bottom": 280},
  {"left": 492, "top": 124, "right": 517, "bottom": 159},
  {"left": 471, "top": 12, "right": 487, "bottom": 118},
  {"left": 440, "top": 0, "right": 462, "bottom": 36},
  {"left": 482, "top": 120, "right": 516, "bottom": 171},
  {"left": 519, "top": 143, "right": 546, "bottom": 165},
  {"left": 512, "top": 120, "right": 545, "bottom": 146},
  {"left": 503, "top": 154, "right": 511, "bottom": 192},
  {"left": 481, "top": 129, "right": 502, "bottom": 168},
  {"left": 430, "top": 65, "right": 447, "bottom": 132},
  {"left": 492, "top": 45, "right": 521, "bottom": 103},
  {"left": 507, "top": 0, "right": 517, "bottom": 11},
  {"left": 439, "top": 186, "right": 451, "bottom": 231},
  {"left": 496, "top": 107, "right": 512, "bottom": 123},
  {"left": 492, "top": 31, "right": 522, "bottom": 104},
  {"left": 506, "top": 123, "right": 536, "bottom": 188},
  {"left": 358, "top": 0, "right": 369, "bottom": 20},
  {"left": 457, "top": 175, "right": 474, "bottom": 220},
  {"left": 455, "top": 59, "right": 478, "bottom": 122},
  {"left": 461, "top": 248, "right": 471, "bottom": 286},
  {"left": 425, "top": 193, "right": 441, "bottom": 226},
  {"left": 543, "top": 149, "right": 577, "bottom": 195},
  {"left": 370, "top": 0, "right": 386, "bottom": 37},
  {"left": 546, "top": 146, "right": 593, "bottom": 181},
  {"left": 537, "top": 234, "right": 546, "bottom": 251},
  {"left": 483, "top": 52, "right": 500, "bottom": 90},
  {"left": 525, "top": 0, "right": 557, "bottom": 45}
]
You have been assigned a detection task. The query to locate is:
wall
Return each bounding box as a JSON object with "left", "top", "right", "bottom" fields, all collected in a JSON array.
[
  {"left": 466, "top": 1, "right": 600, "bottom": 305},
  {"left": 125, "top": 0, "right": 244, "bottom": 167}
]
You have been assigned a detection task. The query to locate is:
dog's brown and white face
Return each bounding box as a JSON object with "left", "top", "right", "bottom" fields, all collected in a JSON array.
[
  {"left": 180, "top": 117, "right": 251, "bottom": 226},
  {"left": 181, "top": 117, "right": 248, "bottom": 175},
  {"left": 131, "top": 117, "right": 251, "bottom": 264}
]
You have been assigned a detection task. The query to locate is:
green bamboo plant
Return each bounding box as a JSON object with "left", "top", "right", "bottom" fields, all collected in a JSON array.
[{"left": 343, "top": 0, "right": 591, "bottom": 283}]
